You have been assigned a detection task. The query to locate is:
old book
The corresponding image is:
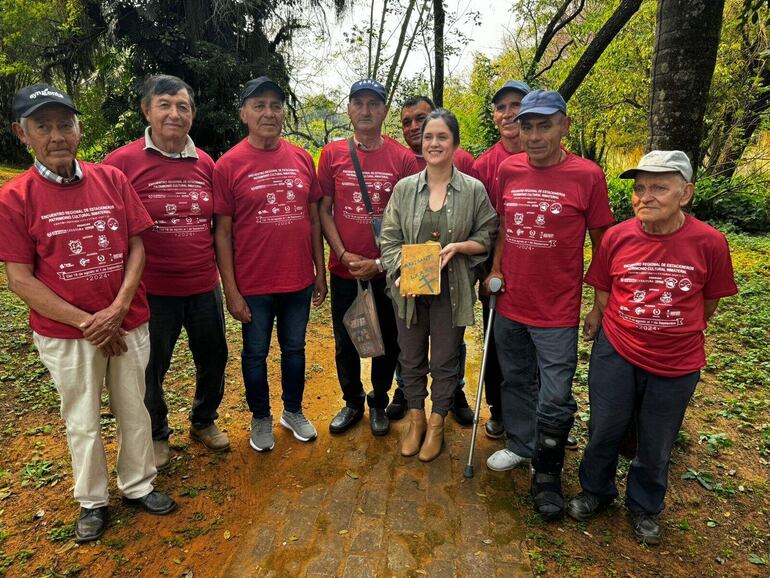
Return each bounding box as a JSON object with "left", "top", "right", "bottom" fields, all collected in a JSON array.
[{"left": 400, "top": 242, "right": 441, "bottom": 296}]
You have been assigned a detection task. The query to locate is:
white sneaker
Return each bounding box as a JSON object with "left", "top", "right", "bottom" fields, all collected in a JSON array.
[{"left": 486, "top": 449, "right": 530, "bottom": 472}]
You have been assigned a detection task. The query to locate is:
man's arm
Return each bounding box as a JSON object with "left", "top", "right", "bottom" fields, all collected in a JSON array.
[
  {"left": 309, "top": 202, "right": 327, "bottom": 307},
  {"left": 80, "top": 235, "right": 145, "bottom": 348},
  {"left": 704, "top": 298, "right": 720, "bottom": 322},
  {"left": 319, "top": 195, "right": 377, "bottom": 279},
  {"left": 588, "top": 226, "right": 609, "bottom": 254},
  {"left": 583, "top": 289, "right": 609, "bottom": 341},
  {"left": 484, "top": 213, "right": 507, "bottom": 293},
  {"left": 213, "top": 214, "right": 251, "bottom": 323}
]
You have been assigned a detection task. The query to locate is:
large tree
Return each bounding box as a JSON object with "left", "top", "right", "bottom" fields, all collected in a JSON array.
[{"left": 647, "top": 0, "right": 726, "bottom": 173}]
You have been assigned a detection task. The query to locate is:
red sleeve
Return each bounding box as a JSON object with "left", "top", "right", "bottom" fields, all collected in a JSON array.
[
  {"left": 492, "top": 163, "right": 506, "bottom": 214},
  {"left": 703, "top": 233, "right": 738, "bottom": 299},
  {"left": 402, "top": 150, "right": 420, "bottom": 178},
  {"left": 585, "top": 167, "right": 615, "bottom": 230},
  {"left": 583, "top": 233, "right": 612, "bottom": 292},
  {"left": 121, "top": 176, "right": 153, "bottom": 236},
  {"left": 0, "top": 181, "right": 35, "bottom": 264},
  {"left": 455, "top": 149, "right": 477, "bottom": 178},
  {"left": 212, "top": 162, "right": 235, "bottom": 216},
  {"left": 317, "top": 146, "right": 335, "bottom": 197}
]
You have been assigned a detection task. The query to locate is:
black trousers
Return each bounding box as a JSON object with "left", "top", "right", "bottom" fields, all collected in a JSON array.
[
  {"left": 481, "top": 298, "right": 503, "bottom": 418},
  {"left": 329, "top": 274, "right": 399, "bottom": 409},
  {"left": 145, "top": 287, "right": 228, "bottom": 440}
]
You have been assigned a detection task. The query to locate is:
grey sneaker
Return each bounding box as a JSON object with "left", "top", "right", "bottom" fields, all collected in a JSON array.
[
  {"left": 280, "top": 410, "right": 318, "bottom": 442},
  {"left": 250, "top": 416, "right": 275, "bottom": 452}
]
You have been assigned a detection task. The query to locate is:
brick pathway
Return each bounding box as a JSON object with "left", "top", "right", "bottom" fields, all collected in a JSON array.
[{"left": 222, "top": 415, "right": 532, "bottom": 577}]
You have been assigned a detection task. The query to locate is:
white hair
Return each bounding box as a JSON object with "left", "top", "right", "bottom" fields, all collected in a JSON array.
[{"left": 19, "top": 113, "right": 80, "bottom": 136}]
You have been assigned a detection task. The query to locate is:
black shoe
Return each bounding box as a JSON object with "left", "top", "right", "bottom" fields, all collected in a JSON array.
[
  {"left": 451, "top": 391, "right": 474, "bottom": 426},
  {"left": 385, "top": 389, "right": 406, "bottom": 421},
  {"left": 75, "top": 506, "right": 107, "bottom": 543},
  {"left": 565, "top": 435, "right": 578, "bottom": 450},
  {"left": 122, "top": 490, "right": 177, "bottom": 515},
  {"left": 631, "top": 511, "right": 662, "bottom": 545},
  {"left": 369, "top": 408, "right": 390, "bottom": 436},
  {"left": 329, "top": 406, "right": 363, "bottom": 434},
  {"left": 566, "top": 492, "right": 614, "bottom": 522},
  {"left": 484, "top": 418, "right": 504, "bottom": 439}
]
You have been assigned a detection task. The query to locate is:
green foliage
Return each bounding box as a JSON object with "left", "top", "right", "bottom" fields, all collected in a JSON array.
[{"left": 691, "top": 175, "right": 770, "bottom": 233}]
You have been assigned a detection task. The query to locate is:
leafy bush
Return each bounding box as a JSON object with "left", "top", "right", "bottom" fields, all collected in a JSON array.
[{"left": 690, "top": 175, "right": 770, "bottom": 234}]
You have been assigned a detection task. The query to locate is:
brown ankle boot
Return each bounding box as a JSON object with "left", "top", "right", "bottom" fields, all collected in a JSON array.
[
  {"left": 419, "top": 413, "right": 445, "bottom": 462},
  {"left": 401, "top": 409, "right": 427, "bottom": 457}
]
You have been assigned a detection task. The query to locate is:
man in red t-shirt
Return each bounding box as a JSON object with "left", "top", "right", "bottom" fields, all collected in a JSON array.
[
  {"left": 386, "top": 95, "right": 476, "bottom": 426},
  {"left": 567, "top": 151, "right": 737, "bottom": 545},
  {"left": 0, "top": 84, "right": 176, "bottom": 544},
  {"left": 319, "top": 79, "right": 419, "bottom": 436},
  {"left": 486, "top": 90, "right": 614, "bottom": 520},
  {"left": 104, "top": 75, "right": 229, "bottom": 468},
  {"left": 472, "top": 80, "right": 530, "bottom": 439},
  {"left": 214, "top": 77, "right": 326, "bottom": 452}
]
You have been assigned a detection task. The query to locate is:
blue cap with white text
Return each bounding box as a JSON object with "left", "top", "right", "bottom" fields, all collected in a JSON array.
[{"left": 349, "top": 79, "right": 387, "bottom": 103}]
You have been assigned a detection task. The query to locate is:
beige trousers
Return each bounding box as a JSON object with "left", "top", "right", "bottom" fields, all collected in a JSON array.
[{"left": 33, "top": 324, "right": 156, "bottom": 509}]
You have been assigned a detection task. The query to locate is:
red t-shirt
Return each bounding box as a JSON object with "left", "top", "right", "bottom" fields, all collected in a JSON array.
[
  {"left": 473, "top": 141, "right": 517, "bottom": 210},
  {"left": 412, "top": 148, "right": 477, "bottom": 177},
  {"left": 585, "top": 215, "right": 737, "bottom": 377},
  {"left": 496, "top": 153, "right": 615, "bottom": 327},
  {"left": 103, "top": 139, "right": 219, "bottom": 296},
  {"left": 0, "top": 163, "right": 153, "bottom": 338},
  {"left": 318, "top": 136, "right": 419, "bottom": 279},
  {"left": 213, "top": 138, "right": 322, "bottom": 295}
]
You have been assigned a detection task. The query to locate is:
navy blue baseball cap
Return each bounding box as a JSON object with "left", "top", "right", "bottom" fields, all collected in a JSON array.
[
  {"left": 240, "top": 76, "right": 286, "bottom": 104},
  {"left": 492, "top": 80, "right": 531, "bottom": 104},
  {"left": 13, "top": 83, "right": 81, "bottom": 119},
  {"left": 349, "top": 79, "right": 387, "bottom": 103},
  {"left": 515, "top": 89, "right": 567, "bottom": 120}
]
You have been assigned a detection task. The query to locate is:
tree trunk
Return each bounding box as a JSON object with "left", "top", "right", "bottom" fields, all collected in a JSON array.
[
  {"left": 647, "top": 0, "right": 725, "bottom": 177},
  {"left": 559, "top": 0, "right": 643, "bottom": 102},
  {"left": 432, "top": 0, "right": 445, "bottom": 107}
]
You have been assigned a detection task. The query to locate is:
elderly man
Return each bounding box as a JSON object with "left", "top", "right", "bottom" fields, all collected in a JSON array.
[
  {"left": 472, "top": 80, "right": 530, "bottom": 439},
  {"left": 213, "top": 77, "right": 326, "bottom": 452},
  {"left": 567, "top": 151, "right": 737, "bottom": 544},
  {"left": 0, "top": 84, "right": 176, "bottom": 543},
  {"left": 104, "top": 75, "right": 229, "bottom": 469},
  {"left": 319, "top": 79, "right": 419, "bottom": 436},
  {"left": 386, "top": 95, "right": 476, "bottom": 425},
  {"left": 486, "top": 90, "right": 614, "bottom": 520}
]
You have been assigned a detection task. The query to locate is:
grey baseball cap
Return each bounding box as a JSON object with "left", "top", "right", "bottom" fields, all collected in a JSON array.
[
  {"left": 619, "top": 150, "right": 693, "bottom": 182},
  {"left": 515, "top": 89, "right": 567, "bottom": 120},
  {"left": 492, "top": 80, "right": 531, "bottom": 103}
]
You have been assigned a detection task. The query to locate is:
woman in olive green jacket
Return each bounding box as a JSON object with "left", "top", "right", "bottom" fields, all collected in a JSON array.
[{"left": 380, "top": 109, "right": 498, "bottom": 462}]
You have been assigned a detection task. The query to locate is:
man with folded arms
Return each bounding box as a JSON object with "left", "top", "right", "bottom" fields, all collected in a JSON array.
[
  {"left": 319, "top": 79, "right": 418, "bottom": 437},
  {"left": 486, "top": 90, "right": 614, "bottom": 520},
  {"left": 104, "top": 75, "right": 229, "bottom": 468},
  {"left": 214, "top": 77, "right": 326, "bottom": 452},
  {"left": 567, "top": 151, "right": 737, "bottom": 545},
  {"left": 1, "top": 83, "right": 176, "bottom": 543}
]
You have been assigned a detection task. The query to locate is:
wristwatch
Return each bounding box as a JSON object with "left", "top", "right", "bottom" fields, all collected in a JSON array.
[{"left": 375, "top": 258, "right": 384, "bottom": 273}]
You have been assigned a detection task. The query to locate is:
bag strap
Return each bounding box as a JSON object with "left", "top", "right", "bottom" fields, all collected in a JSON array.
[{"left": 348, "top": 138, "right": 375, "bottom": 216}]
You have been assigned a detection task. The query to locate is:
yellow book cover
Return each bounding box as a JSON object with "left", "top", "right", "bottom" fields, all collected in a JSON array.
[{"left": 400, "top": 242, "right": 441, "bottom": 296}]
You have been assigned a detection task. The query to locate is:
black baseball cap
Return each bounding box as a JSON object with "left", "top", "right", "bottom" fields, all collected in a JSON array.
[
  {"left": 349, "top": 79, "right": 387, "bottom": 103},
  {"left": 240, "top": 77, "right": 286, "bottom": 104},
  {"left": 12, "top": 83, "right": 81, "bottom": 120}
]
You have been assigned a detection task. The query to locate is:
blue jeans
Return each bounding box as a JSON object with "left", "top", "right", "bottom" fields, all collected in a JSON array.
[
  {"left": 579, "top": 329, "right": 699, "bottom": 514},
  {"left": 146, "top": 287, "right": 228, "bottom": 440},
  {"left": 494, "top": 314, "right": 578, "bottom": 457},
  {"left": 242, "top": 286, "right": 313, "bottom": 418}
]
